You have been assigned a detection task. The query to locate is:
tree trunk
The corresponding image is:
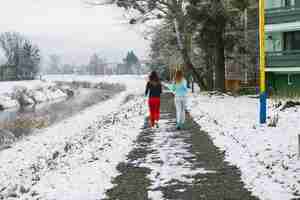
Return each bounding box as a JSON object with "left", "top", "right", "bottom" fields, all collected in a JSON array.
[
  {"left": 205, "top": 67, "right": 214, "bottom": 91},
  {"left": 173, "top": 18, "right": 207, "bottom": 91},
  {"left": 215, "top": 33, "right": 226, "bottom": 92},
  {"left": 204, "top": 53, "right": 214, "bottom": 90},
  {"left": 181, "top": 48, "right": 207, "bottom": 90}
]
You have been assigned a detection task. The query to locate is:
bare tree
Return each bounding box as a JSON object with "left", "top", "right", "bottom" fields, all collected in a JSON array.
[
  {"left": 85, "top": 0, "right": 208, "bottom": 90},
  {"left": 0, "top": 32, "right": 41, "bottom": 79},
  {"left": 148, "top": 23, "right": 182, "bottom": 80},
  {"left": 0, "top": 32, "right": 25, "bottom": 78},
  {"left": 20, "top": 40, "right": 41, "bottom": 78}
]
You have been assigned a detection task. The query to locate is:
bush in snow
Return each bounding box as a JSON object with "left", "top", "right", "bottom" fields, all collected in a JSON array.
[
  {"left": 280, "top": 101, "right": 300, "bottom": 111},
  {"left": 0, "top": 129, "right": 16, "bottom": 147},
  {"left": 58, "top": 86, "right": 74, "bottom": 97},
  {"left": 0, "top": 95, "right": 19, "bottom": 110},
  {"left": 12, "top": 86, "right": 35, "bottom": 106},
  {"left": 268, "top": 113, "right": 279, "bottom": 127}
]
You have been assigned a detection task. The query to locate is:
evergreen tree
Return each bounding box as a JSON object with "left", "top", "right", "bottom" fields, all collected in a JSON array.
[{"left": 123, "top": 51, "right": 141, "bottom": 74}]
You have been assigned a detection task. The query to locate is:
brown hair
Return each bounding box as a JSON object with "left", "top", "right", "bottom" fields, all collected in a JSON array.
[
  {"left": 149, "top": 71, "right": 160, "bottom": 85},
  {"left": 175, "top": 70, "right": 184, "bottom": 84}
]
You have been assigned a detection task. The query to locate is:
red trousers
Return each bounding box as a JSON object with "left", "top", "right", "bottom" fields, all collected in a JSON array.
[{"left": 148, "top": 97, "right": 160, "bottom": 126}]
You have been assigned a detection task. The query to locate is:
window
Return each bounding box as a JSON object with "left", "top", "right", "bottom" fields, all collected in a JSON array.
[
  {"left": 285, "top": 0, "right": 292, "bottom": 7},
  {"left": 288, "top": 74, "right": 293, "bottom": 85},
  {"left": 266, "top": 0, "right": 284, "bottom": 9},
  {"left": 266, "top": 33, "right": 283, "bottom": 52},
  {"left": 284, "top": 31, "right": 300, "bottom": 51},
  {"left": 296, "top": 0, "right": 300, "bottom": 8}
]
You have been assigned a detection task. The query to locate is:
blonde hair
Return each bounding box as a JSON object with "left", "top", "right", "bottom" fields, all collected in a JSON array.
[{"left": 175, "top": 70, "right": 184, "bottom": 84}]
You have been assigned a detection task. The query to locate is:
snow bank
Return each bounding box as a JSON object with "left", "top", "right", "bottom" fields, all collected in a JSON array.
[
  {"left": 45, "top": 74, "right": 146, "bottom": 95},
  {"left": 0, "top": 80, "right": 68, "bottom": 110},
  {"left": 188, "top": 92, "right": 300, "bottom": 200},
  {"left": 0, "top": 80, "right": 59, "bottom": 95},
  {"left": 0, "top": 75, "right": 147, "bottom": 199},
  {"left": 0, "top": 95, "right": 19, "bottom": 110}
]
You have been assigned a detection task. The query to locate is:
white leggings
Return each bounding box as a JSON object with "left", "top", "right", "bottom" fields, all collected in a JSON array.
[{"left": 175, "top": 96, "right": 187, "bottom": 124}]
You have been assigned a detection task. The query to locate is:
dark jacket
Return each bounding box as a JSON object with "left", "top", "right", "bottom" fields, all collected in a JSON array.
[{"left": 145, "top": 81, "right": 162, "bottom": 98}]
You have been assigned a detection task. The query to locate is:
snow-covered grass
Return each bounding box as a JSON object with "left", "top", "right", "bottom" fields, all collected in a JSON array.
[
  {"left": 0, "top": 75, "right": 147, "bottom": 199},
  {"left": 188, "top": 92, "right": 300, "bottom": 200}
]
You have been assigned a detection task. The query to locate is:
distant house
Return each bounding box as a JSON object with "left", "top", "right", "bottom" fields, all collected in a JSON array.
[
  {"left": 105, "top": 63, "right": 118, "bottom": 75},
  {"left": 265, "top": 0, "right": 300, "bottom": 94},
  {"left": 116, "top": 63, "right": 128, "bottom": 75}
]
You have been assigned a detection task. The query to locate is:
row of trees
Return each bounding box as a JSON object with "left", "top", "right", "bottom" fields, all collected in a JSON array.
[
  {"left": 87, "top": 50, "right": 144, "bottom": 75},
  {"left": 91, "top": 0, "right": 257, "bottom": 92},
  {"left": 44, "top": 54, "right": 90, "bottom": 75},
  {"left": 44, "top": 54, "right": 106, "bottom": 75},
  {"left": 45, "top": 50, "right": 144, "bottom": 75},
  {"left": 0, "top": 32, "right": 41, "bottom": 80}
]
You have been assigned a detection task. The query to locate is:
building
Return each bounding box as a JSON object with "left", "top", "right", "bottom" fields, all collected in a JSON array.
[
  {"left": 225, "top": 0, "right": 259, "bottom": 93},
  {"left": 265, "top": 0, "right": 300, "bottom": 94},
  {"left": 105, "top": 63, "right": 118, "bottom": 75}
]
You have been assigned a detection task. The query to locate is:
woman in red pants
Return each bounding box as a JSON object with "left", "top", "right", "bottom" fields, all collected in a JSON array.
[{"left": 145, "top": 71, "right": 162, "bottom": 128}]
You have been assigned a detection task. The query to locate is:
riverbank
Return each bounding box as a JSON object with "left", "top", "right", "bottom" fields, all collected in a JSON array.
[
  {"left": 0, "top": 80, "right": 68, "bottom": 110},
  {"left": 0, "top": 78, "right": 125, "bottom": 149},
  {"left": 0, "top": 77, "right": 125, "bottom": 116}
]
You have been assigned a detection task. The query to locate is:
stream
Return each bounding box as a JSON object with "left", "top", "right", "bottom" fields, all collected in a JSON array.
[{"left": 0, "top": 84, "right": 122, "bottom": 147}]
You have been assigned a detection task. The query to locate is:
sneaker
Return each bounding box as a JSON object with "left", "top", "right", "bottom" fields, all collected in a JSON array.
[
  {"left": 155, "top": 122, "right": 159, "bottom": 128},
  {"left": 180, "top": 123, "right": 184, "bottom": 129},
  {"left": 176, "top": 123, "right": 181, "bottom": 130}
]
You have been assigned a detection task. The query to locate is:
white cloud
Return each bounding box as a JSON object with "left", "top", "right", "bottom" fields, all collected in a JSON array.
[{"left": 0, "top": 0, "right": 150, "bottom": 64}]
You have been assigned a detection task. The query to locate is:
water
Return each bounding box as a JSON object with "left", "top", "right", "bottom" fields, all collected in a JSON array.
[{"left": 0, "top": 87, "right": 117, "bottom": 145}]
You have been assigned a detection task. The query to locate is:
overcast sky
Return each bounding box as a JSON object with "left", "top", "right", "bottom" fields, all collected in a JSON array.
[{"left": 0, "top": 0, "right": 150, "bottom": 65}]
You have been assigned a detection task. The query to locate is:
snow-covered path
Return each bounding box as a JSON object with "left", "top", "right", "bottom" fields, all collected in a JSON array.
[{"left": 103, "top": 92, "right": 258, "bottom": 200}]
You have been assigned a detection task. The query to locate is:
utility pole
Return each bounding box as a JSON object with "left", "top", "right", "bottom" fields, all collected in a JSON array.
[{"left": 259, "top": 0, "right": 267, "bottom": 124}]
